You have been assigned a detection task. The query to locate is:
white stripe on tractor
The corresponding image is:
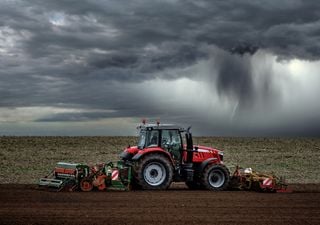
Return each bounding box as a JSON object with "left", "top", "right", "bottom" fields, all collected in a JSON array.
[{"left": 197, "top": 149, "right": 210, "bottom": 153}]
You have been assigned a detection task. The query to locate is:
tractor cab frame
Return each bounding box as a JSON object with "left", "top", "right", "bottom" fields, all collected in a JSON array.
[{"left": 137, "top": 124, "right": 185, "bottom": 161}]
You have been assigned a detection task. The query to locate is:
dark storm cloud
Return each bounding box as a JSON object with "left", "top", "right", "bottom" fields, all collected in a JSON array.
[
  {"left": 1, "top": 0, "right": 320, "bottom": 135},
  {"left": 214, "top": 51, "right": 254, "bottom": 106},
  {"left": 35, "top": 111, "right": 113, "bottom": 122},
  {"left": 3, "top": 0, "right": 320, "bottom": 61}
]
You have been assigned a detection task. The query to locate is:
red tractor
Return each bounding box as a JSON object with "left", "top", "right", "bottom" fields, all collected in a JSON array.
[{"left": 120, "top": 123, "right": 230, "bottom": 190}]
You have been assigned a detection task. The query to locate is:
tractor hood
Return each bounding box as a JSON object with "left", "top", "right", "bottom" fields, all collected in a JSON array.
[
  {"left": 194, "top": 145, "right": 223, "bottom": 154},
  {"left": 183, "top": 144, "right": 222, "bottom": 154},
  {"left": 183, "top": 145, "right": 224, "bottom": 163}
]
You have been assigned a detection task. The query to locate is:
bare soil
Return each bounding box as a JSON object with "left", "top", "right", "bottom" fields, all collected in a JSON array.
[{"left": 0, "top": 184, "right": 319, "bottom": 225}]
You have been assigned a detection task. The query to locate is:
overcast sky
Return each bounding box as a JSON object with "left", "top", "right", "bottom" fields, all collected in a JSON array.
[{"left": 1, "top": 0, "right": 320, "bottom": 136}]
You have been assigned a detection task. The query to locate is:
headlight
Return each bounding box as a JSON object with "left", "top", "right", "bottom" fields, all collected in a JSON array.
[{"left": 219, "top": 152, "right": 224, "bottom": 162}]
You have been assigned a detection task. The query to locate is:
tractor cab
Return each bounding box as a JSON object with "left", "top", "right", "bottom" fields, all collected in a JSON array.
[{"left": 136, "top": 124, "right": 185, "bottom": 161}]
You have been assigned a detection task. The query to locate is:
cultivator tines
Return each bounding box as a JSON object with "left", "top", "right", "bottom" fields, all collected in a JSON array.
[{"left": 230, "top": 166, "right": 289, "bottom": 193}]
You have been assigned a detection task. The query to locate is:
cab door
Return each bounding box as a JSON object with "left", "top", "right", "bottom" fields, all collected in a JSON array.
[{"left": 160, "top": 129, "right": 182, "bottom": 161}]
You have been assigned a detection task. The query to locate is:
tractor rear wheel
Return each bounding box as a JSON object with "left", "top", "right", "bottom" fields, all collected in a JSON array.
[
  {"left": 201, "top": 164, "right": 230, "bottom": 191},
  {"left": 134, "top": 154, "right": 173, "bottom": 190}
]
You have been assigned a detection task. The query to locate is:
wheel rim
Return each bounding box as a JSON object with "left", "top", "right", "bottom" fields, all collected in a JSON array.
[
  {"left": 81, "top": 180, "right": 93, "bottom": 191},
  {"left": 143, "top": 162, "right": 166, "bottom": 186},
  {"left": 208, "top": 169, "right": 225, "bottom": 188}
]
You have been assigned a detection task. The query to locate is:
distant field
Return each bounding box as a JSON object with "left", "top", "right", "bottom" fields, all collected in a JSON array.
[{"left": 0, "top": 136, "right": 319, "bottom": 184}]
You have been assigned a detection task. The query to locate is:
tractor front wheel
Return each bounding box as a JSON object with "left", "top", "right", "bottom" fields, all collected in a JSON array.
[
  {"left": 134, "top": 154, "right": 173, "bottom": 190},
  {"left": 201, "top": 164, "right": 230, "bottom": 191}
]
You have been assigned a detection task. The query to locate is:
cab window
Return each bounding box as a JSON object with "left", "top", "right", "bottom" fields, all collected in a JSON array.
[
  {"left": 146, "top": 130, "right": 159, "bottom": 147},
  {"left": 161, "top": 130, "right": 182, "bottom": 160}
]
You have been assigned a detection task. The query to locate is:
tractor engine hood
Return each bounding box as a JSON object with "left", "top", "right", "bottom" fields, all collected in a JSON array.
[
  {"left": 198, "top": 145, "right": 224, "bottom": 163},
  {"left": 184, "top": 145, "right": 224, "bottom": 163},
  {"left": 194, "top": 145, "right": 223, "bottom": 154},
  {"left": 183, "top": 144, "right": 223, "bottom": 154}
]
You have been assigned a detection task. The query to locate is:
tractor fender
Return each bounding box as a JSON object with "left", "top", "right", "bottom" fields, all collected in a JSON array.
[
  {"left": 198, "top": 157, "right": 218, "bottom": 173},
  {"left": 131, "top": 153, "right": 144, "bottom": 161},
  {"left": 131, "top": 149, "right": 174, "bottom": 164}
]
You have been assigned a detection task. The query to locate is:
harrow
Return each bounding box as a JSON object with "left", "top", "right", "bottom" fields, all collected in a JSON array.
[{"left": 229, "top": 166, "right": 289, "bottom": 193}]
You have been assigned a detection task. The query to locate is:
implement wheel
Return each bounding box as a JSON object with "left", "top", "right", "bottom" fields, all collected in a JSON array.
[
  {"left": 134, "top": 153, "right": 173, "bottom": 190},
  {"left": 201, "top": 164, "right": 230, "bottom": 191},
  {"left": 80, "top": 178, "right": 93, "bottom": 192}
]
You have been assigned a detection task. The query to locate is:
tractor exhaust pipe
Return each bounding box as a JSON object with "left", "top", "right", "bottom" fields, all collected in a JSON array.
[
  {"left": 185, "top": 131, "right": 193, "bottom": 163},
  {"left": 183, "top": 127, "right": 194, "bottom": 181}
]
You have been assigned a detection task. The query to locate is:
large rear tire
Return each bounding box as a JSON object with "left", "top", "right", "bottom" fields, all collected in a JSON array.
[
  {"left": 201, "top": 164, "right": 230, "bottom": 191},
  {"left": 134, "top": 154, "right": 173, "bottom": 190}
]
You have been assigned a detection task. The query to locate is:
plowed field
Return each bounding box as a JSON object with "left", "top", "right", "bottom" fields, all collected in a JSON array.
[{"left": 0, "top": 184, "right": 319, "bottom": 225}]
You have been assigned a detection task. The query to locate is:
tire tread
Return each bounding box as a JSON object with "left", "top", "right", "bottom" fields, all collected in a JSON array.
[{"left": 133, "top": 153, "right": 173, "bottom": 190}]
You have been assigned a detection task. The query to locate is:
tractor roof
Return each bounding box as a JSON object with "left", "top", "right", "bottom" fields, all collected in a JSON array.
[{"left": 137, "top": 124, "right": 186, "bottom": 132}]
